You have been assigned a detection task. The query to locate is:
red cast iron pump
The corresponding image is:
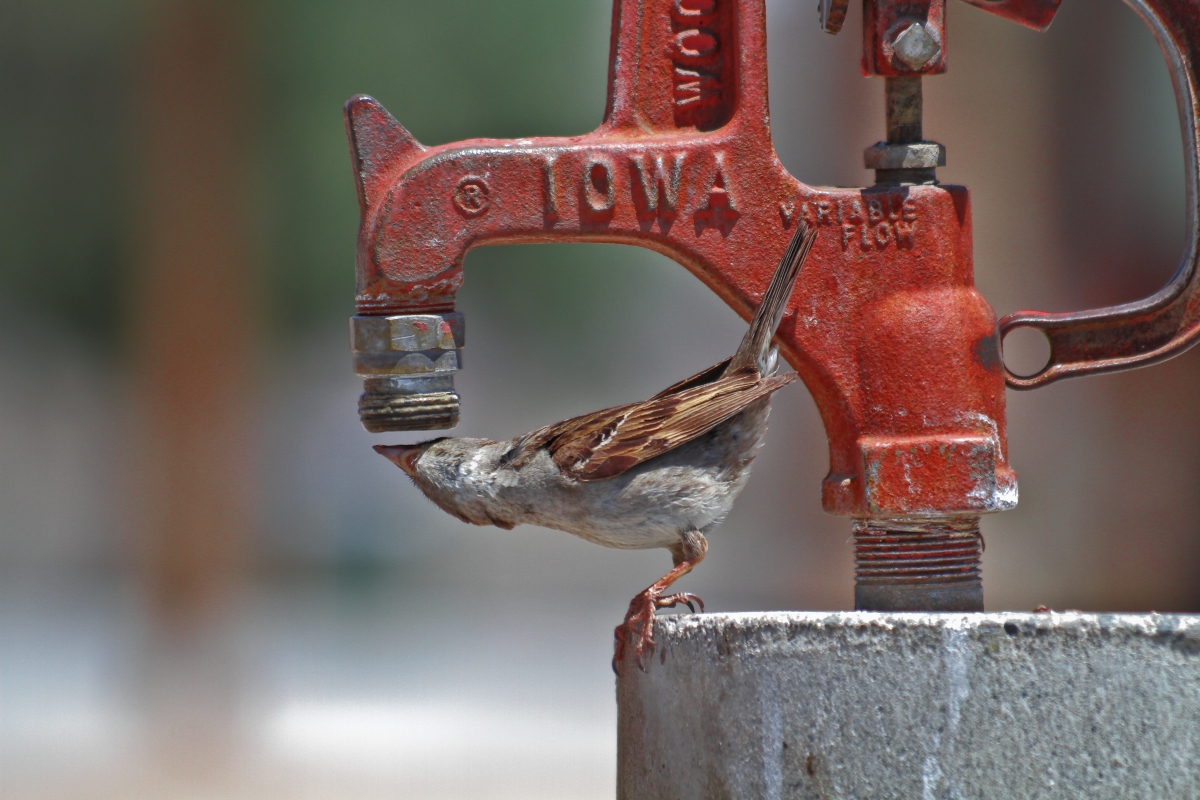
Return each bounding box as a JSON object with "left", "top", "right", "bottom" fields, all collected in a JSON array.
[{"left": 346, "top": 0, "right": 1200, "bottom": 611}]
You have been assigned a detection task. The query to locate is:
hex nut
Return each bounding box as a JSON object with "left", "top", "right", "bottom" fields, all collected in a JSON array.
[
  {"left": 864, "top": 141, "right": 947, "bottom": 170},
  {"left": 350, "top": 313, "right": 464, "bottom": 353},
  {"left": 350, "top": 313, "right": 465, "bottom": 377},
  {"left": 891, "top": 22, "right": 941, "bottom": 71}
]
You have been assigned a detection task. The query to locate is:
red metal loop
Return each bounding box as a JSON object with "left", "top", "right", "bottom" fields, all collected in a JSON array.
[{"left": 1000, "top": 0, "right": 1200, "bottom": 390}]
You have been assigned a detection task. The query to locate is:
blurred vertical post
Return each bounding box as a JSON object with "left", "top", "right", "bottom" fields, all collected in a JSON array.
[{"left": 129, "top": 0, "right": 257, "bottom": 627}]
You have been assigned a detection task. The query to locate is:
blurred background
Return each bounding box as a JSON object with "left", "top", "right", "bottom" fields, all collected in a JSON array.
[{"left": 0, "top": 0, "right": 1194, "bottom": 797}]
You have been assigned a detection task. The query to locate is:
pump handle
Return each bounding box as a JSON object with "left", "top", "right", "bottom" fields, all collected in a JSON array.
[{"left": 1001, "top": 0, "right": 1200, "bottom": 389}]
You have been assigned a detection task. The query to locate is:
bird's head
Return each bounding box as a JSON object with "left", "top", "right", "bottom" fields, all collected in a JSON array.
[
  {"left": 373, "top": 439, "right": 448, "bottom": 480},
  {"left": 374, "top": 437, "right": 508, "bottom": 526}
]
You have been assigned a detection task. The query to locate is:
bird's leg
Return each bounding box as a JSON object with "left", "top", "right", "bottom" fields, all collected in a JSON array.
[{"left": 614, "top": 531, "right": 708, "bottom": 672}]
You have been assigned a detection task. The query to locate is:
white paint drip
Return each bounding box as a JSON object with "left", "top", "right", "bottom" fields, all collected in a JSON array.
[
  {"left": 921, "top": 618, "right": 974, "bottom": 800},
  {"left": 944, "top": 625, "right": 971, "bottom": 734},
  {"left": 922, "top": 752, "right": 943, "bottom": 800},
  {"left": 942, "top": 620, "right": 974, "bottom": 799},
  {"left": 761, "top": 674, "right": 784, "bottom": 800}
]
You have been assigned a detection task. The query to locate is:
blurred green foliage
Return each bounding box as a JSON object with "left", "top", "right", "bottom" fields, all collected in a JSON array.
[
  {"left": 0, "top": 0, "right": 613, "bottom": 342},
  {"left": 257, "top": 0, "right": 613, "bottom": 331},
  {"left": 0, "top": 1, "right": 137, "bottom": 340}
]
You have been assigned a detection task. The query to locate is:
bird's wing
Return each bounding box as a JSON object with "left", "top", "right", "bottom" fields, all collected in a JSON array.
[
  {"left": 500, "top": 358, "right": 733, "bottom": 469},
  {"left": 548, "top": 371, "right": 798, "bottom": 481}
]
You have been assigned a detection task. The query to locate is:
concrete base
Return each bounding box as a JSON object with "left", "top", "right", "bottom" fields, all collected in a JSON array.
[{"left": 617, "top": 612, "right": 1200, "bottom": 799}]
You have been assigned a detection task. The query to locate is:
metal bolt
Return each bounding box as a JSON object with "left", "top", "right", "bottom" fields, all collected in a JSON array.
[
  {"left": 885, "top": 76, "right": 923, "bottom": 144},
  {"left": 864, "top": 142, "right": 946, "bottom": 170},
  {"left": 869, "top": 76, "right": 945, "bottom": 186},
  {"left": 853, "top": 516, "right": 984, "bottom": 611},
  {"left": 891, "top": 22, "right": 941, "bottom": 71}
]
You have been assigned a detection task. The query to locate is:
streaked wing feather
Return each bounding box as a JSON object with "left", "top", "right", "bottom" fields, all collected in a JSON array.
[
  {"left": 557, "top": 372, "right": 798, "bottom": 481},
  {"left": 726, "top": 221, "right": 816, "bottom": 374},
  {"left": 500, "top": 226, "right": 817, "bottom": 481},
  {"left": 504, "top": 357, "right": 735, "bottom": 469},
  {"left": 501, "top": 401, "right": 639, "bottom": 470}
]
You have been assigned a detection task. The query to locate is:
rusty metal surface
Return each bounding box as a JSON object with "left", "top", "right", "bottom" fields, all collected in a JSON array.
[
  {"left": 345, "top": 0, "right": 1015, "bottom": 523},
  {"left": 1001, "top": 0, "right": 1200, "bottom": 389},
  {"left": 862, "top": 0, "right": 947, "bottom": 77},
  {"left": 884, "top": 76, "right": 924, "bottom": 143},
  {"left": 825, "top": 0, "right": 1062, "bottom": 42}
]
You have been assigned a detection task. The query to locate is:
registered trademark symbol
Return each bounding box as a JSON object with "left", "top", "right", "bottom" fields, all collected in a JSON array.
[{"left": 453, "top": 176, "right": 491, "bottom": 217}]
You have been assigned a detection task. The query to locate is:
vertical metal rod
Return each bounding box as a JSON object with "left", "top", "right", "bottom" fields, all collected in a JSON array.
[
  {"left": 871, "top": 77, "right": 939, "bottom": 185},
  {"left": 853, "top": 517, "right": 984, "bottom": 611},
  {"left": 885, "top": 76, "right": 923, "bottom": 144}
]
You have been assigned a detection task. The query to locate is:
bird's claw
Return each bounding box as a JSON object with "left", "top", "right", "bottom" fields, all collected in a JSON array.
[
  {"left": 612, "top": 587, "right": 705, "bottom": 673},
  {"left": 618, "top": 593, "right": 658, "bottom": 673},
  {"left": 657, "top": 592, "right": 705, "bottom": 614}
]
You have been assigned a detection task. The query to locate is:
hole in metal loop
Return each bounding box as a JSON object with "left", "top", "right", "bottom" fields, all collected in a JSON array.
[{"left": 1001, "top": 325, "right": 1052, "bottom": 379}]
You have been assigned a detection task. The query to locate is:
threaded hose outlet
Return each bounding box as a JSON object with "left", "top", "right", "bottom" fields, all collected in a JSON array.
[
  {"left": 350, "top": 313, "right": 464, "bottom": 432},
  {"left": 359, "top": 376, "right": 460, "bottom": 432},
  {"left": 853, "top": 516, "right": 983, "bottom": 612}
]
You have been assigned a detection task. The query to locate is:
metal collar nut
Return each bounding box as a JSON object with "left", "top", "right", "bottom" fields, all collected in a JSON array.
[
  {"left": 864, "top": 142, "right": 947, "bottom": 170},
  {"left": 358, "top": 375, "right": 460, "bottom": 433},
  {"left": 351, "top": 313, "right": 463, "bottom": 353},
  {"left": 351, "top": 314, "right": 465, "bottom": 431},
  {"left": 350, "top": 313, "right": 465, "bottom": 377}
]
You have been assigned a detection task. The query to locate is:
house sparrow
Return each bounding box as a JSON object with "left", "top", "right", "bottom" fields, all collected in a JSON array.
[{"left": 376, "top": 221, "right": 817, "bottom": 670}]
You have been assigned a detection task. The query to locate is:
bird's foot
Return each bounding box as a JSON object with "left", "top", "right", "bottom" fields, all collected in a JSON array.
[{"left": 612, "top": 588, "right": 705, "bottom": 673}]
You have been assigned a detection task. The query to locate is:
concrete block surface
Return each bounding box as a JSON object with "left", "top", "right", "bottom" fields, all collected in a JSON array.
[{"left": 617, "top": 612, "right": 1200, "bottom": 799}]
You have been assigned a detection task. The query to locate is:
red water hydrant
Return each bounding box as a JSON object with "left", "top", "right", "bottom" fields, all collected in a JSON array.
[{"left": 345, "top": 0, "right": 1200, "bottom": 612}]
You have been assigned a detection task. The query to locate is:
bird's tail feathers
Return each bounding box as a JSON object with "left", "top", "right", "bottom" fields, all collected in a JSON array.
[{"left": 726, "top": 220, "right": 817, "bottom": 375}]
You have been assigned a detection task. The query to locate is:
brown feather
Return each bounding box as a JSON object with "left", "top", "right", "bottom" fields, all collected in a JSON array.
[
  {"left": 726, "top": 220, "right": 816, "bottom": 375},
  {"left": 560, "top": 373, "right": 797, "bottom": 480},
  {"left": 498, "top": 371, "right": 796, "bottom": 480}
]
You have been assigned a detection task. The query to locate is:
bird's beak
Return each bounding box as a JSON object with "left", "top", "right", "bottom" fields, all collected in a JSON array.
[{"left": 374, "top": 444, "right": 426, "bottom": 478}]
